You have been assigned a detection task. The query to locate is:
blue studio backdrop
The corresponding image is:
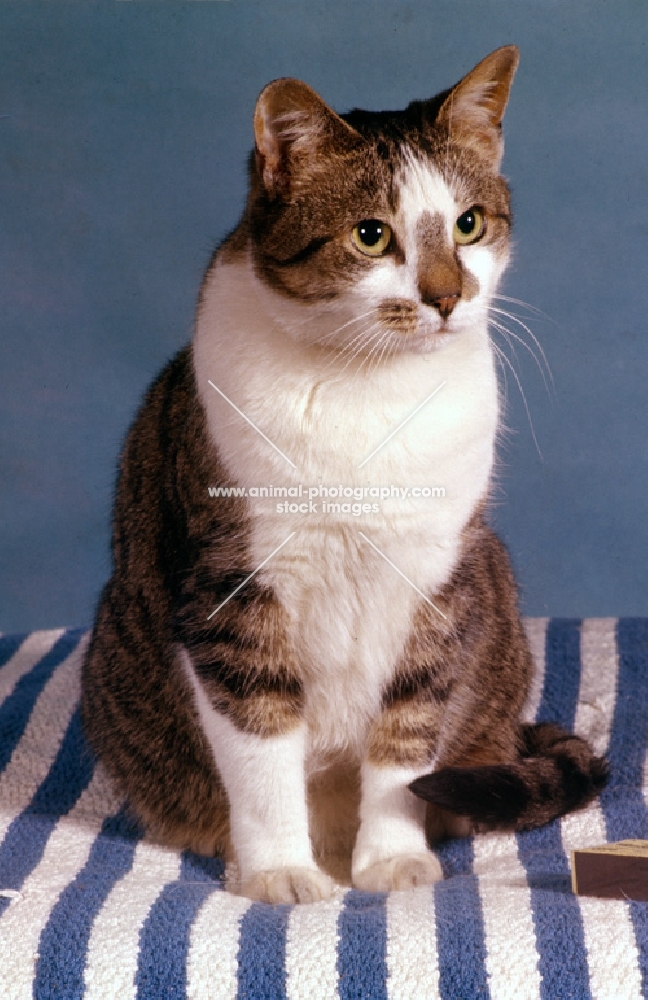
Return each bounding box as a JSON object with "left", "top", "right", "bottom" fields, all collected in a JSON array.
[{"left": 1, "top": 1, "right": 646, "bottom": 630}]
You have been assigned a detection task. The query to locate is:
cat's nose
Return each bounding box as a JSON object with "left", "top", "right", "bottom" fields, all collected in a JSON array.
[
  {"left": 418, "top": 255, "right": 462, "bottom": 319},
  {"left": 430, "top": 293, "right": 460, "bottom": 320}
]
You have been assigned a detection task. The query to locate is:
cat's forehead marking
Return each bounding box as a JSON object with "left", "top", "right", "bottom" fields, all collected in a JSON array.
[
  {"left": 417, "top": 212, "right": 448, "bottom": 250},
  {"left": 397, "top": 154, "right": 457, "bottom": 223},
  {"left": 396, "top": 152, "right": 457, "bottom": 265}
]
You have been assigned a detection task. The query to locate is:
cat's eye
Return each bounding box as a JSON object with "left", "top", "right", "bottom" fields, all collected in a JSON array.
[
  {"left": 453, "top": 207, "right": 485, "bottom": 246},
  {"left": 351, "top": 220, "right": 392, "bottom": 257}
]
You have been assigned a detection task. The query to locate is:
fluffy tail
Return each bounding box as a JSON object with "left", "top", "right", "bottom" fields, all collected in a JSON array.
[{"left": 408, "top": 723, "right": 609, "bottom": 832}]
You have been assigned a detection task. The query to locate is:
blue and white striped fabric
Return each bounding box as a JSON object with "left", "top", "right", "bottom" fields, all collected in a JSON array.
[{"left": 0, "top": 620, "right": 646, "bottom": 999}]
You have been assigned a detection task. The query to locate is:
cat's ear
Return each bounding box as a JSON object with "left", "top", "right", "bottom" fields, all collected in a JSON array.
[
  {"left": 434, "top": 46, "right": 519, "bottom": 171},
  {"left": 254, "top": 79, "right": 359, "bottom": 199}
]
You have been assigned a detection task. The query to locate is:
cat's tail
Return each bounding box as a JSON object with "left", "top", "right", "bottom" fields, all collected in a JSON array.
[{"left": 408, "top": 722, "right": 609, "bottom": 832}]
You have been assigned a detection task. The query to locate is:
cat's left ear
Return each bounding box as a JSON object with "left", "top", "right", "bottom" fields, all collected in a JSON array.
[
  {"left": 254, "top": 78, "right": 360, "bottom": 200},
  {"left": 434, "top": 46, "right": 519, "bottom": 172}
]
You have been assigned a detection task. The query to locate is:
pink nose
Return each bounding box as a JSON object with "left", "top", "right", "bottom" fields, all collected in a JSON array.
[{"left": 432, "top": 294, "right": 460, "bottom": 320}]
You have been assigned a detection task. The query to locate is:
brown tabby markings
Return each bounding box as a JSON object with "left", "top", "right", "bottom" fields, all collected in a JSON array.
[
  {"left": 83, "top": 350, "right": 303, "bottom": 855},
  {"left": 367, "top": 522, "right": 531, "bottom": 768}
]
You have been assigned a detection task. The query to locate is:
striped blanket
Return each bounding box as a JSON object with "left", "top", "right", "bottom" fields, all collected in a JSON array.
[{"left": 0, "top": 620, "right": 646, "bottom": 999}]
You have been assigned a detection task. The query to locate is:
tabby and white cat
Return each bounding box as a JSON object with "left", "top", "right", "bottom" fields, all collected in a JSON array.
[{"left": 82, "top": 47, "right": 606, "bottom": 904}]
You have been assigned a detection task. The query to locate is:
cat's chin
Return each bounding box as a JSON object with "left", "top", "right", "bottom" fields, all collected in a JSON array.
[
  {"left": 394, "top": 327, "right": 463, "bottom": 355},
  {"left": 404, "top": 310, "right": 492, "bottom": 354},
  {"left": 408, "top": 331, "right": 461, "bottom": 354}
]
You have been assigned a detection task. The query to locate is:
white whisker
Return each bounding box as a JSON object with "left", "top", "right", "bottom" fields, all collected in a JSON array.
[
  {"left": 309, "top": 306, "right": 381, "bottom": 349},
  {"left": 368, "top": 329, "right": 396, "bottom": 375},
  {"left": 493, "top": 294, "right": 555, "bottom": 322},
  {"left": 490, "top": 318, "right": 552, "bottom": 398},
  {"left": 351, "top": 326, "right": 391, "bottom": 376},
  {"left": 490, "top": 317, "right": 521, "bottom": 366},
  {"left": 491, "top": 338, "right": 543, "bottom": 459},
  {"left": 332, "top": 322, "right": 387, "bottom": 379},
  {"left": 489, "top": 307, "right": 554, "bottom": 392},
  {"left": 491, "top": 341, "right": 511, "bottom": 401}
]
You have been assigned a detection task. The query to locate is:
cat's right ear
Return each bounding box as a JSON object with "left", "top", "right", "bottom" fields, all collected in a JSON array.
[{"left": 254, "top": 79, "right": 358, "bottom": 200}]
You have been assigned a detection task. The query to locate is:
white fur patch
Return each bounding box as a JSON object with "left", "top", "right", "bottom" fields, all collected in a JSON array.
[
  {"left": 193, "top": 248, "right": 499, "bottom": 766},
  {"left": 396, "top": 152, "right": 458, "bottom": 266},
  {"left": 351, "top": 761, "right": 432, "bottom": 879},
  {"left": 180, "top": 648, "right": 316, "bottom": 881}
]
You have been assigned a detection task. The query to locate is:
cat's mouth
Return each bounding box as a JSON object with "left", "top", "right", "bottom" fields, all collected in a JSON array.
[{"left": 378, "top": 298, "right": 461, "bottom": 347}]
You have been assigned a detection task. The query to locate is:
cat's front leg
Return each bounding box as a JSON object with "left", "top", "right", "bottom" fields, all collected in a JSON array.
[
  {"left": 352, "top": 692, "right": 445, "bottom": 892},
  {"left": 352, "top": 757, "right": 443, "bottom": 892},
  {"left": 181, "top": 650, "right": 334, "bottom": 904},
  {"left": 212, "top": 715, "right": 335, "bottom": 904}
]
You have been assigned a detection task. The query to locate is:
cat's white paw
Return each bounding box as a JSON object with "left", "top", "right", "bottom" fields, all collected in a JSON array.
[
  {"left": 353, "top": 852, "right": 443, "bottom": 893},
  {"left": 240, "top": 866, "right": 336, "bottom": 904}
]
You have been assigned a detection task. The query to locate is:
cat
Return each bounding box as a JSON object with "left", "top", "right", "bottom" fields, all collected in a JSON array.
[{"left": 82, "top": 46, "right": 607, "bottom": 905}]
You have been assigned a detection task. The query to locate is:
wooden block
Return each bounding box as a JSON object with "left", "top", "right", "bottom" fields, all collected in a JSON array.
[{"left": 571, "top": 840, "right": 648, "bottom": 902}]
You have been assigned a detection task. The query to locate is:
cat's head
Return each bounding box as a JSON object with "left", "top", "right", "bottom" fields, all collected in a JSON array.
[{"left": 247, "top": 47, "right": 518, "bottom": 358}]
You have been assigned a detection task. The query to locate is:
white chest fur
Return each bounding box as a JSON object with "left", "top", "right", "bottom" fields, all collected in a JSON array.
[{"left": 193, "top": 253, "right": 499, "bottom": 759}]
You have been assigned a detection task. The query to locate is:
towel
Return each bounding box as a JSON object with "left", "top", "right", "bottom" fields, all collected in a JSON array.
[{"left": 0, "top": 619, "right": 646, "bottom": 999}]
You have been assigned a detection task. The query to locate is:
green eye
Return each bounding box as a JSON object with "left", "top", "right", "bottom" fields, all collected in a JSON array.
[
  {"left": 453, "top": 207, "right": 485, "bottom": 245},
  {"left": 351, "top": 220, "right": 392, "bottom": 257}
]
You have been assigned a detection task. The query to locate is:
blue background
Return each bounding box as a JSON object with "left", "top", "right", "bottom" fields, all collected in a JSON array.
[{"left": 1, "top": 1, "right": 646, "bottom": 631}]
